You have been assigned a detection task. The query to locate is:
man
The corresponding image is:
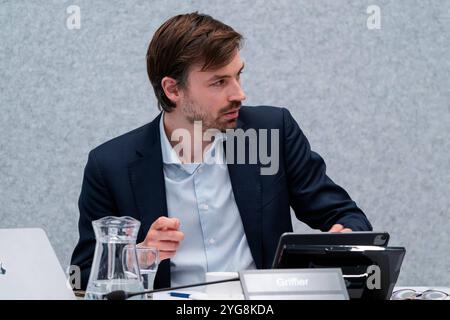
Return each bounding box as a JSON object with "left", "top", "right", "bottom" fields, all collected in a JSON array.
[{"left": 71, "top": 12, "right": 372, "bottom": 290}]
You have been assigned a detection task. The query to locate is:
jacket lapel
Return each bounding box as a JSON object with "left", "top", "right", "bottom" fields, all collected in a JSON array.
[
  {"left": 128, "top": 113, "right": 170, "bottom": 288},
  {"left": 226, "top": 119, "right": 263, "bottom": 268}
]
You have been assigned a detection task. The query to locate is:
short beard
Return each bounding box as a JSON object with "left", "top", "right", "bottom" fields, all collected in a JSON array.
[
  {"left": 182, "top": 99, "right": 216, "bottom": 131},
  {"left": 182, "top": 98, "right": 240, "bottom": 132},
  {"left": 183, "top": 99, "right": 207, "bottom": 124}
]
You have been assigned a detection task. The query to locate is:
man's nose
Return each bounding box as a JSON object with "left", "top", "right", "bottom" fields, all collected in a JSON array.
[{"left": 228, "top": 80, "right": 246, "bottom": 102}]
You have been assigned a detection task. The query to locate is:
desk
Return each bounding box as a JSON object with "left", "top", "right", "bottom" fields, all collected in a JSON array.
[
  {"left": 152, "top": 287, "right": 450, "bottom": 300},
  {"left": 74, "top": 286, "right": 450, "bottom": 300},
  {"left": 153, "top": 290, "right": 244, "bottom": 300}
]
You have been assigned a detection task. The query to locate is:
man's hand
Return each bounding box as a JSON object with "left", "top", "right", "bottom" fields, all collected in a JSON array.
[
  {"left": 139, "top": 216, "right": 185, "bottom": 261},
  {"left": 328, "top": 224, "right": 352, "bottom": 233}
]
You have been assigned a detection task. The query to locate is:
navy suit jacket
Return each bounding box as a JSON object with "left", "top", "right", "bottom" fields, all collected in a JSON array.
[{"left": 71, "top": 106, "right": 372, "bottom": 290}]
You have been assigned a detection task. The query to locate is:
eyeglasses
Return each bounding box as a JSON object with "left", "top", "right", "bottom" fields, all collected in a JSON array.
[{"left": 391, "top": 289, "right": 449, "bottom": 300}]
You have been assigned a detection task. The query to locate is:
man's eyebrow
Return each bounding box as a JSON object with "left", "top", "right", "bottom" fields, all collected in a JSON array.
[{"left": 207, "top": 63, "right": 245, "bottom": 81}]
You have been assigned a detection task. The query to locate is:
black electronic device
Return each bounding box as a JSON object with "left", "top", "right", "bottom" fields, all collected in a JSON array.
[{"left": 272, "top": 232, "right": 405, "bottom": 300}]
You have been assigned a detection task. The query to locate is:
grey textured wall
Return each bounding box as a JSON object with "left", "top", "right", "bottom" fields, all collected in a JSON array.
[{"left": 1, "top": 0, "right": 449, "bottom": 286}]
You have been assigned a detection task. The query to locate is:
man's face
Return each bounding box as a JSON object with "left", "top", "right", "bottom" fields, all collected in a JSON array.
[{"left": 177, "top": 51, "right": 246, "bottom": 132}]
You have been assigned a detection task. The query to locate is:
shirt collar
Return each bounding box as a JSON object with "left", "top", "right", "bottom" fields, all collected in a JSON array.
[
  {"left": 159, "top": 112, "right": 182, "bottom": 164},
  {"left": 159, "top": 112, "right": 227, "bottom": 165}
]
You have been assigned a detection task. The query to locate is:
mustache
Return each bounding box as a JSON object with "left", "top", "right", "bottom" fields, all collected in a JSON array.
[{"left": 220, "top": 102, "right": 241, "bottom": 114}]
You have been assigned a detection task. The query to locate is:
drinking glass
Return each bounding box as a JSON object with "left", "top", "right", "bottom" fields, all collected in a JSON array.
[{"left": 124, "top": 245, "right": 159, "bottom": 299}]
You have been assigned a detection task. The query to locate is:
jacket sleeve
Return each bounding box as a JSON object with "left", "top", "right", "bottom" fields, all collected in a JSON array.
[
  {"left": 282, "top": 108, "right": 372, "bottom": 231},
  {"left": 70, "top": 150, "right": 118, "bottom": 290}
]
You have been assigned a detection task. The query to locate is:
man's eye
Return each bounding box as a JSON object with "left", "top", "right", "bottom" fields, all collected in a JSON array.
[{"left": 212, "top": 79, "right": 225, "bottom": 86}]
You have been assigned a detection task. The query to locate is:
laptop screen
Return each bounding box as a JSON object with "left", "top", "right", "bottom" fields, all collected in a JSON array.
[{"left": 0, "top": 228, "right": 76, "bottom": 300}]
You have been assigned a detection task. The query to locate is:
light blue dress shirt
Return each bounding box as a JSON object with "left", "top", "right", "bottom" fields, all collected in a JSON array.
[{"left": 159, "top": 114, "right": 256, "bottom": 287}]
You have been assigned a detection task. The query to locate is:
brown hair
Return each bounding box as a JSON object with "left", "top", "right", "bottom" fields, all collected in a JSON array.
[{"left": 146, "top": 12, "right": 243, "bottom": 112}]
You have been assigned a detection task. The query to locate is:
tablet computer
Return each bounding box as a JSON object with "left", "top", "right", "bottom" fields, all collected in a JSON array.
[
  {"left": 272, "top": 232, "right": 390, "bottom": 269},
  {"left": 272, "top": 244, "right": 406, "bottom": 300}
]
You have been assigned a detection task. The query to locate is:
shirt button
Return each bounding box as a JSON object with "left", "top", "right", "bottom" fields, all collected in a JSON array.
[
  {"left": 200, "top": 204, "right": 209, "bottom": 210},
  {"left": 209, "top": 238, "right": 215, "bottom": 245}
]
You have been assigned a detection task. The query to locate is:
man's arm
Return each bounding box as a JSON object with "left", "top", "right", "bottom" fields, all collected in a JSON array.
[
  {"left": 70, "top": 151, "right": 118, "bottom": 290},
  {"left": 71, "top": 150, "right": 184, "bottom": 290},
  {"left": 282, "top": 108, "right": 372, "bottom": 231}
]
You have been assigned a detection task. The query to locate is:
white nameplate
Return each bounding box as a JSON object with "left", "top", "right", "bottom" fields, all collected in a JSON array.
[{"left": 239, "top": 268, "right": 349, "bottom": 300}]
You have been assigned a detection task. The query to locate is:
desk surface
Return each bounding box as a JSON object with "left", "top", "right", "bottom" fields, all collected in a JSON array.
[
  {"left": 74, "top": 286, "right": 450, "bottom": 300},
  {"left": 152, "top": 287, "right": 450, "bottom": 300}
]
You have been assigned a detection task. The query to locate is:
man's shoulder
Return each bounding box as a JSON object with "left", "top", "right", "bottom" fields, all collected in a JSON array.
[
  {"left": 239, "top": 105, "right": 289, "bottom": 129},
  {"left": 88, "top": 116, "right": 159, "bottom": 166}
]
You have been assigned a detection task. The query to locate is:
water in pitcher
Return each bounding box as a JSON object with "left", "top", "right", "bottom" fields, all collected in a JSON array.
[
  {"left": 85, "top": 279, "right": 145, "bottom": 300},
  {"left": 84, "top": 216, "right": 145, "bottom": 300}
]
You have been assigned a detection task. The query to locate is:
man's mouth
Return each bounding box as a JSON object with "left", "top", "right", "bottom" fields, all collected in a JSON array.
[{"left": 223, "top": 108, "right": 240, "bottom": 120}]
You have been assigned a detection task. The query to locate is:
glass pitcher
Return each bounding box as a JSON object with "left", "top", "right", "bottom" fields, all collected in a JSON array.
[{"left": 85, "top": 216, "right": 145, "bottom": 300}]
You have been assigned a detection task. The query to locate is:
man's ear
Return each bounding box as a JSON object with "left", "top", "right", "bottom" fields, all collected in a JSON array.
[{"left": 161, "top": 76, "right": 182, "bottom": 105}]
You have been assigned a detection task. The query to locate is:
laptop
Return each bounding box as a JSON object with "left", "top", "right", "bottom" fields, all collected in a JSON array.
[{"left": 0, "top": 228, "right": 76, "bottom": 300}]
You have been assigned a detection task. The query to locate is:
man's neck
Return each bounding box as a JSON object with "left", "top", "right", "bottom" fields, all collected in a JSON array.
[{"left": 163, "top": 112, "right": 214, "bottom": 163}]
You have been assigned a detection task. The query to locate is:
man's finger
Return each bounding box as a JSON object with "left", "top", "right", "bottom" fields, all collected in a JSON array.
[
  {"left": 155, "top": 240, "right": 180, "bottom": 251},
  {"left": 341, "top": 228, "right": 353, "bottom": 233},
  {"left": 152, "top": 230, "right": 185, "bottom": 242},
  {"left": 328, "top": 224, "right": 344, "bottom": 232},
  {"left": 151, "top": 216, "right": 180, "bottom": 231}
]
